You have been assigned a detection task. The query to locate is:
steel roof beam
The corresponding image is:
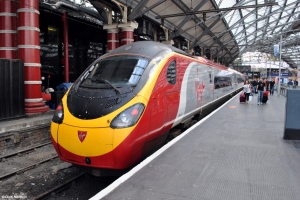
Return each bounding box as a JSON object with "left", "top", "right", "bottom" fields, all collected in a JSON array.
[
  {"left": 169, "top": 0, "right": 209, "bottom": 39},
  {"left": 215, "top": 6, "right": 300, "bottom": 55},
  {"left": 128, "top": 0, "right": 166, "bottom": 21},
  {"left": 127, "top": 0, "right": 150, "bottom": 21},
  {"left": 155, "top": 2, "right": 278, "bottom": 19}
]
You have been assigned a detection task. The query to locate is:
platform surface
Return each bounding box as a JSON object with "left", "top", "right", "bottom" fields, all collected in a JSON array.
[
  {"left": 92, "top": 93, "right": 300, "bottom": 200},
  {"left": 0, "top": 110, "right": 54, "bottom": 134}
]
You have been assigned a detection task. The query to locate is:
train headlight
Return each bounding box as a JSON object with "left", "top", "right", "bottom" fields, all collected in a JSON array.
[
  {"left": 110, "top": 103, "right": 145, "bottom": 128},
  {"left": 52, "top": 103, "right": 64, "bottom": 124}
]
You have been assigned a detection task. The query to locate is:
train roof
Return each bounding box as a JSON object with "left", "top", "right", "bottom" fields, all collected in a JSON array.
[
  {"left": 105, "top": 41, "right": 189, "bottom": 59},
  {"left": 103, "top": 41, "right": 235, "bottom": 73}
]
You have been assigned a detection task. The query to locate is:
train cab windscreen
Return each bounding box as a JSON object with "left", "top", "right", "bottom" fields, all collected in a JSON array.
[{"left": 81, "top": 55, "right": 149, "bottom": 88}]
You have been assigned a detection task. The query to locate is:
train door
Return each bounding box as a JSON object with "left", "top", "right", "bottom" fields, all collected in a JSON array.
[{"left": 165, "top": 59, "right": 180, "bottom": 126}]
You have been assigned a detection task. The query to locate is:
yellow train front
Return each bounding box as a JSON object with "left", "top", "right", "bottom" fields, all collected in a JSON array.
[{"left": 50, "top": 41, "right": 177, "bottom": 175}]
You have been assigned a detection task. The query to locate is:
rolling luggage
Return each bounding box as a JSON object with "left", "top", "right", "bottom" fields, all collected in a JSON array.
[
  {"left": 240, "top": 93, "right": 246, "bottom": 103},
  {"left": 262, "top": 95, "right": 268, "bottom": 103},
  {"left": 262, "top": 91, "right": 268, "bottom": 103}
]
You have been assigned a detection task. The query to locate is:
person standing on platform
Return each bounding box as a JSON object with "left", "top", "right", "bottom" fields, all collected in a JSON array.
[
  {"left": 293, "top": 79, "right": 298, "bottom": 88},
  {"left": 252, "top": 78, "right": 258, "bottom": 95},
  {"left": 243, "top": 80, "right": 252, "bottom": 104},
  {"left": 269, "top": 78, "right": 275, "bottom": 95},
  {"left": 265, "top": 79, "right": 270, "bottom": 91},
  {"left": 288, "top": 79, "right": 293, "bottom": 88},
  {"left": 256, "top": 78, "right": 265, "bottom": 105}
]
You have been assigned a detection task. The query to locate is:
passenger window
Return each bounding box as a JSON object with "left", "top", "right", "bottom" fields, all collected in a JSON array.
[{"left": 167, "top": 61, "right": 176, "bottom": 84}]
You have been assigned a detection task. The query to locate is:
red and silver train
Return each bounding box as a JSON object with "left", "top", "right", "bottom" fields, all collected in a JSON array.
[{"left": 51, "top": 41, "right": 244, "bottom": 175}]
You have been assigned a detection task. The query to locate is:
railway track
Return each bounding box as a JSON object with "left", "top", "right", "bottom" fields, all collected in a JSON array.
[
  {"left": 33, "top": 172, "right": 86, "bottom": 200},
  {"left": 0, "top": 155, "right": 58, "bottom": 181},
  {"left": 0, "top": 141, "right": 52, "bottom": 161}
]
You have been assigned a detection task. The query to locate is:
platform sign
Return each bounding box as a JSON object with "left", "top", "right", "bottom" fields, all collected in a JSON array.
[
  {"left": 274, "top": 44, "right": 280, "bottom": 57},
  {"left": 253, "top": 72, "right": 260, "bottom": 78},
  {"left": 271, "top": 73, "right": 289, "bottom": 77}
]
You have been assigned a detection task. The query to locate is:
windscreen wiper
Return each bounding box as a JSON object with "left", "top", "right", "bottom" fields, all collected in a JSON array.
[{"left": 91, "top": 77, "right": 121, "bottom": 94}]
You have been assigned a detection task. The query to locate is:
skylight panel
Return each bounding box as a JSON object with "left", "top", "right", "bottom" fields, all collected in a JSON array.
[
  {"left": 257, "top": 0, "right": 266, "bottom": 4},
  {"left": 277, "top": 0, "right": 286, "bottom": 7},
  {"left": 226, "top": 10, "right": 241, "bottom": 27},
  {"left": 281, "top": 10, "right": 290, "bottom": 18},
  {"left": 257, "top": 7, "right": 269, "bottom": 17},
  {"left": 236, "top": 37, "right": 245, "bottom": 44},
  {"left": 256, "top": 30, "right": 263, "bottom": 36},
  {"left": 248, "top": 35, "right": 255, "bottom": 42},
  {"left": 272, "top": 12, "right": 281, "bottom": 20},
  {"left": 257, "top": 20, "right": 266, "bottom": 29},
  {"left": 268, "top": 17, "right": 278, "bottom": 24},
  {"left": 287, "top": 0, "right": 298, "bottom": 5},
  {"left": 244, "top": 15, "right": 255, "bottom": 26},
  {"left": 214, "top": 0, "right": 221, "bottom": 6},
  {"left": 274, "top": 27, "right": 282, "bottom": 33},
  {"left": 246, "top": 27, "right": 256, "bottom": 36},
  {"left": 219, "top": 0, "right": 236, "bottom": 9},
  {"left": 233, "top": 26, "right": 244, "bottom": 36}
]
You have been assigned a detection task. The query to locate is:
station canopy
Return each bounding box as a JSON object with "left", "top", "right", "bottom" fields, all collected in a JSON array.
[{"left": 41, "top": 0, "right": 300, "bottom": 68}]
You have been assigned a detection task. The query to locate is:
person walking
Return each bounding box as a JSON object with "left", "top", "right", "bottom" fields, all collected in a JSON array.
[
  {"left": 252, "top": 78, "right": 258, "bottom": 95},
  {"left": 243, "top": 80, "right": 252, "bottom": 104},
  {"left": 269, "top": 78, "right": 275, "bottom": 95},
  {"left": 256, "top": 78, "right": 265, "bottom": 105},
  {"left": 265, "top": 79, "right": 270, "bottom": 91}
]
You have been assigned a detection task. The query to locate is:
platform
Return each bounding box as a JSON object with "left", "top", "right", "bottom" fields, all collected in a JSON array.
[
  {"left": 91, "top": 93, "right": 300, "bottom": 200},
  {"left": 0, "top": 110, "right": 54, "bottom": 134},
  {"left": 0, "top": 110, "right": 54, "bottom": 154}
]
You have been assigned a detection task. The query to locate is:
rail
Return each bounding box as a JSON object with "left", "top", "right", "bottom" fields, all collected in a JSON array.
[
  {"left": 280, "top": 86, "right": 287, "bottom": 97},
  {"left": 280, "top": 85, "right": 299, "bottom": 97}
]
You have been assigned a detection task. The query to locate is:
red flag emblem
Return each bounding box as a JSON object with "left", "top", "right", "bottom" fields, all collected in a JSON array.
[{"left": 78, "top": 131, "right": 87, "bottom": 142}]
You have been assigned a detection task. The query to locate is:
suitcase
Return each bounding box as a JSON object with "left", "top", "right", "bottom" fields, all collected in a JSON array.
[
  {"left": 263, "top": 91, "right": 269, "bottom": 96},
  {"left": 240, "top": 93, "right": 246, "bottom": 103},
  {"left": 262, "top": 95, "right": 268, "bottom": 103}
]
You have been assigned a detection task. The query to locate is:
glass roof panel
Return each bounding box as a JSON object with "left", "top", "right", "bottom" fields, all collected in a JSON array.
[
  {"left": 219, "top": 0, "right": 236, "bottom": 9},
  {"left": 268, "top": 17, "right": 278, "bottom": 24},
  {"left": 214, "top": 0, "right": 221, "bottom": 6},
  {"left": 257, "top": 20, "right": 266, "bottom": 29},
  {"left": 241, "top": 8, "right": 254, "bottom": 17},
  {"left": 234, "top": 26, "right": 244, "bottom": 36},
  {"left": 246, "top": 27, "right": 256, "bottom": 36},
  {"left": 248, "top": 35, "right": 255, "bottom": 41},
  {"left": 271, "top": 13, "right": 281, "bottom": 20},
  {"left": 244, "top": 1, "right": 255, "bottom": 6},
  {"left": 287, "top": 0, "right": 298, "bottom": 4},
  {"left": 243, "top": 14, "right": 255, "bottom": 24},
  {"left": 226, "top": 10, "right": 241, "bottom": 27},
  {"left": 281, "top": 10, "right": 290, "bottom": 18}
]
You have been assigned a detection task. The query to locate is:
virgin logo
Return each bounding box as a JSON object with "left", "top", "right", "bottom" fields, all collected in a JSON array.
[{"left": 78, "top": 131, "right": 87, "bottom": 142}]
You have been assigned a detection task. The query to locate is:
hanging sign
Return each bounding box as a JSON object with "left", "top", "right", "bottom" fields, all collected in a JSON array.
[{"left": 274, "top": 44, "right": 280, "bottom": 57}]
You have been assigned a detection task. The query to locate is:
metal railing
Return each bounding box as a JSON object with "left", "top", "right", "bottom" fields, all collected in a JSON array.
[{"left": 279, "top": 85, "right": 299, "bottom": 97}]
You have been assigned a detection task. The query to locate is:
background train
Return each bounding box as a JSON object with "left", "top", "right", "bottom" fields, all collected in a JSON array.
[{"left": 50, "top": 41, "right": 244, "bottom": 176}]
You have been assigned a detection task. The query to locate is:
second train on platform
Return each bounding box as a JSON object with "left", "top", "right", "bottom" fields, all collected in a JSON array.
[{"left": 50, "top": 41, "right": 244, "bottom": 175}]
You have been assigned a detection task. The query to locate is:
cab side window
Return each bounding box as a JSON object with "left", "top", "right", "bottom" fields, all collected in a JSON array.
[{"left": 167, "top": 61, "right": 176, "bottom": 84}]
